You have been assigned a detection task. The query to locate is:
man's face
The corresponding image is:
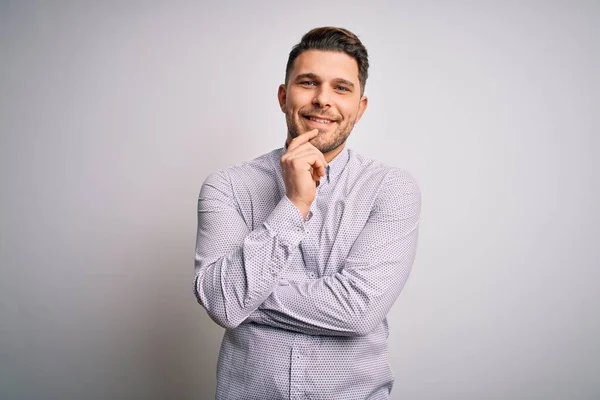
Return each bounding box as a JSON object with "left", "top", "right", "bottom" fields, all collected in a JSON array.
[{"left": 278, "top": 50, "right": 368, "bottom": 157}]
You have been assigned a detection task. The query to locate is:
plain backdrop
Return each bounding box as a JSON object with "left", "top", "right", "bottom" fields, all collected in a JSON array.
[{"left": 1, "top": 1, "right": 598, "bottom": 399}]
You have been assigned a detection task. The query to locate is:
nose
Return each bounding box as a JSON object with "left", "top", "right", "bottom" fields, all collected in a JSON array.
[{"left": 312, "top": 86, "right": 332, "bottom": 108}]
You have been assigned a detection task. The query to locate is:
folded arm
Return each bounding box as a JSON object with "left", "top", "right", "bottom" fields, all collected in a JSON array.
[
  {"left": 246, "top": 169, "right": 421, "bottom": 336},
  {"left": 193, "top": 169, "right": 307, "bottom": 329}
]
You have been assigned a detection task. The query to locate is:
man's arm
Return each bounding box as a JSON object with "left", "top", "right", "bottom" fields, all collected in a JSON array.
[
  {"left": 194, "top": 168, "right": 307, "bottom": 329},
  {"left": 246, "top": 169, "right": 421, "bottom": 336},
  {"left": 194, "top": 130, "right": 325, "bottom": 329}
]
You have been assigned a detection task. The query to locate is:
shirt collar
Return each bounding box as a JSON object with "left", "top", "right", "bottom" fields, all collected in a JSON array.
[{"left": 324, "top": 145, "right": 349, "bottom": 184}]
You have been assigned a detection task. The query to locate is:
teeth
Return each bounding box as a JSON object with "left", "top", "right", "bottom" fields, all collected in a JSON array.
[{"left": 310, "top": 117, "right": 331, "bottom": 124}]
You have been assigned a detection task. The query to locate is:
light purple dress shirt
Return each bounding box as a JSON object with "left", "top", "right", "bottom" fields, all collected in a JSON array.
[{"left": 194, "top": 146, "right": 420, "bottom": 399}]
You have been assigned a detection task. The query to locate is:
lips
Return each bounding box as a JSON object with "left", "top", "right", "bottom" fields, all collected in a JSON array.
[{"left": 302, "top": 114, "right": 338, "bottom": 125}]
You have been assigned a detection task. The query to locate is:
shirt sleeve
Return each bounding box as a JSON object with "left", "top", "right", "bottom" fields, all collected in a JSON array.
[
  {"left": 194, "top": 169, "right": 307, "bottom": 329},
  {"left": 246, "top": 169, "right": 421, "bottom": 336}
]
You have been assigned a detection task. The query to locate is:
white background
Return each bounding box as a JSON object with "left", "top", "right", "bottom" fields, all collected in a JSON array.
[{"left": 1, "top": 1, "right": 598, "bottom": 399}]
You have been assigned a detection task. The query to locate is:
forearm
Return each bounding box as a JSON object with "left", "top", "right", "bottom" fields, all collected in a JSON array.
[
  {"left": 195, "top": 223, "right": 300, "bottom": 329},
  {"left": 248, "top": 225, "right": 419, "bottom": 336},
  {"left": 246, "top": 275, "right": 375, "bottom": 337}
]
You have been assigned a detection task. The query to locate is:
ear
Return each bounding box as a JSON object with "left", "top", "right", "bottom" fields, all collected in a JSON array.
[
  {"left": 277, "top": 84, "right": 287, "bottom": 113},
  {"left": 355, "top": 95, "right": 368, "bottom": 123}
]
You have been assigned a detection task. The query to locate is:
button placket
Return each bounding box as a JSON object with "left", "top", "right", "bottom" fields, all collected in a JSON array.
[
  {"left": 290, "top": 347, "right": 306, "bottom": 400},
  {"left": 290, "top": 334, "right": 312, "bottom": 399}
]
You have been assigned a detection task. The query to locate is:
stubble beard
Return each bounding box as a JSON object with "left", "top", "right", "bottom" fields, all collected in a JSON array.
[{"left": 286, "top": 111, "right": 356, "bottom": 155}]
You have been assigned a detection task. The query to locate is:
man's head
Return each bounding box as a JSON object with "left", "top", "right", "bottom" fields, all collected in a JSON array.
[{"left": 278, "top": 27, "right": 369, "bottom": 158}]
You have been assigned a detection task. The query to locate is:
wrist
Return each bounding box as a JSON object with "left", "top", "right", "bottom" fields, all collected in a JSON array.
[{"left": 288, "top": 197, "right": 311, "bottom": 220}]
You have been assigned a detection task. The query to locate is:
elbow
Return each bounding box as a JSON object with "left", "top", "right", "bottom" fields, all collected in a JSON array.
[
  {"left": 193, "top": 277, "right": 244, "bottom": 330},
  {"left": 346, "top": 309, "right": 384, "bottom": 336},
  {"left": 194, "top": 291, "right": 243, "bottom": 330},
  {"left": 348, "top": 317, "right": 380, "bottom": 336},
  {"left": 208, "top": 313, "right": 243, "bottom": 330},
  {"left": 341, "top": 290, "right": 384, "bottom": 336}
]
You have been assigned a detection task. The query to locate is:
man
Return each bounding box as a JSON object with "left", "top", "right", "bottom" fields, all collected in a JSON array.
[{"left": 194, "top": 26, "right": 421, "bottom": 400}]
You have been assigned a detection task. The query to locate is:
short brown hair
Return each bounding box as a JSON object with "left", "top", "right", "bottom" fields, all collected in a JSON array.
[{"left": 285, "top": 27, "right": 369, "bottom": 95}]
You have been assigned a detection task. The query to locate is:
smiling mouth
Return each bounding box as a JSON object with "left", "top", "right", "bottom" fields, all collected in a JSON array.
[{"left": 303, "top": 115, "right": 337, "bottom": 125}]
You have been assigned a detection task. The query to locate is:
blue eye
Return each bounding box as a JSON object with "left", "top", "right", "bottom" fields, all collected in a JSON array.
[{"left": 301, "top": 81, "right": 316, "bottom": 86}]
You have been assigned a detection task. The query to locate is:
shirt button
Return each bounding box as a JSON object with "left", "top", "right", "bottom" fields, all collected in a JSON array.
[{"left": 308, "top": 272, "right": 316, "bottom": 278}]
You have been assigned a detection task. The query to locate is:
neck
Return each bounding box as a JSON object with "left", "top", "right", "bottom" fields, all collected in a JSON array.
[{"left": 322, "top": 143, "right": 346, "bottom": 163}]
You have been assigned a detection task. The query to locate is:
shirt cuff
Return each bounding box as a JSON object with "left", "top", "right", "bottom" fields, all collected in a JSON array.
[{"left": 263, "top": 196, "right": 307, "bottom": 248}]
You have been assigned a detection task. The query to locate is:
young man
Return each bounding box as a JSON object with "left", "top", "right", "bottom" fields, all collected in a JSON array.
[{"left": 194, "top": 27, "right": 421, "bottom": 400}]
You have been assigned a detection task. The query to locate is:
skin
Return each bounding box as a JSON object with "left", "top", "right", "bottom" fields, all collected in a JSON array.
[{"left": 278, "top": 50, "right": 368, "bottom": 219}]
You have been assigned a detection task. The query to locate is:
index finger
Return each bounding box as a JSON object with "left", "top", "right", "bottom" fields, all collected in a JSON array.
[{"left": 287, "top": 129, "right": 319, "bottom": 152}]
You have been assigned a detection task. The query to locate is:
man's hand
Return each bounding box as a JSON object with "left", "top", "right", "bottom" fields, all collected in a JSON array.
[{"left": 280, "top": 129, "right": 327, "bottom": 219}]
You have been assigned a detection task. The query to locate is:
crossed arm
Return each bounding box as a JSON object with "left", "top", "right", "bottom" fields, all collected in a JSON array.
[{"left": 194, "top": 168, "right": 420, "bottom": 336}]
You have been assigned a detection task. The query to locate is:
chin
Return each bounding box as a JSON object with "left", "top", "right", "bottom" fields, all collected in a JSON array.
[{"left": 312, "top": 138, "right": 340, "bottom": 154}]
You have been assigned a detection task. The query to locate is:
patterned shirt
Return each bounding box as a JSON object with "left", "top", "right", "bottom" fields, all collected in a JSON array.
[{"left": 194, "top": 146, "right": 421, "bottom": 400}]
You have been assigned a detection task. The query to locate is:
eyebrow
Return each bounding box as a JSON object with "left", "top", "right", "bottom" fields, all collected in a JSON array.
[
  {"left": 294, "top": 73, "right": 356, "bottom": 90},
  {"left": 294, "top": 73, "right": 319, "bottom": 82}
]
